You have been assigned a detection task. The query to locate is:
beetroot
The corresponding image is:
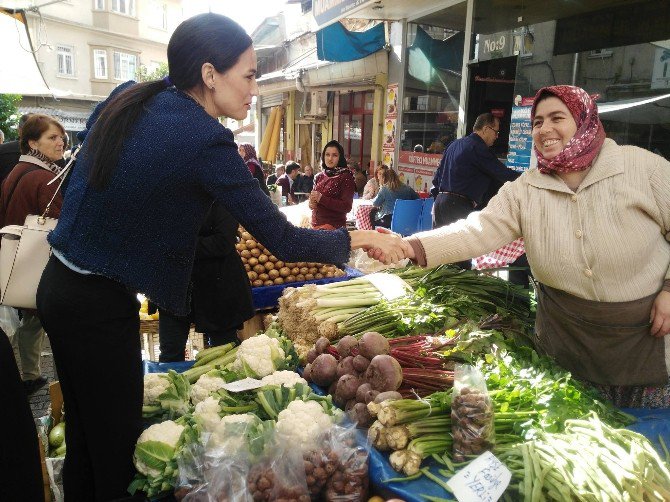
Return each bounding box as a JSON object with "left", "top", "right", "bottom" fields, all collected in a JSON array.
[
  {"left": 349, "top": 402, "right": 374, "bottom": 427},
  {"left": 310, "top": 353, "right": 338, "bottom": 386},
  {"left": 355, "top": 383, "right": 372, "bottom": 404},
  {"left": 303, "top": 363, "right": 313, "bottom": 381},
  {"left": 335, "top": 374, "right": 362, "bottom": 402},
  {"left": 358, "top": 332, "right": 390, "bottom": 359},
  {"left": 336, "top": 356, "right": 355, "bottom": 378},
  {"left": 315, "top": 336, "right": 331, "bottom": 355},
  {"left": 352, "top": 355, "right": 370, "bottom": 373},
  {"left": 306, "top": 349, "right": 318, "bottom": 364},
  {"left": 373, "top": 390, "right": 402, "bottom": 403},
  {"left": 345, "top": 399, "right": 357, "bottom": 412},
  {"left": 328, "top": 381, "right": 338, "bottom": 397},
  {"left": 364, "top": 389, "right": 380, "bottom": 404},
  {"left": 336, "top": 336, "right": 359, "bottom": 357},
  {"left": 365, "top": 355, "right": 403, "bottom": 392}
]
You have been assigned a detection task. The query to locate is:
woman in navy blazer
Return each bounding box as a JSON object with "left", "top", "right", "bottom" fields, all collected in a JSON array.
[{"left": 36, "top": 13, "right": 408, "bottom": 500}]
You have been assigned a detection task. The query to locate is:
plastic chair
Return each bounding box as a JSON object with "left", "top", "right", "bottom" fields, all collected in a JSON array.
[
  {"left": 390, "top": 199, "right": 423, "bottom": 236},
  {"left": 419, "top": 197, "right": 434, "bottom": 231}
]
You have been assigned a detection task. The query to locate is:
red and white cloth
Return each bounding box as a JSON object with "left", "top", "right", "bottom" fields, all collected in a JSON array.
[
  {"left": 472, "top": 238, "right": 526, "bottom": 270},
  {"left": 355, "top": 204, "right": 377, "bottom": 230}
]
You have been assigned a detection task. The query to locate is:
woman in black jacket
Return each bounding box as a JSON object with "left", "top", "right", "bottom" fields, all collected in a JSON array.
[{"left": 159, "top": 202, "right": 254, "bottom": 361}]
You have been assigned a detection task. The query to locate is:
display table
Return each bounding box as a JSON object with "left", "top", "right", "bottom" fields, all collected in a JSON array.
[{"left": 142, "top": 364, "right": 670, "bottom": 502}]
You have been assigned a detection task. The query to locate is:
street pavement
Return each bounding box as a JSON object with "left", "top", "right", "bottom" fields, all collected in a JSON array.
[{"left": 13, "top": 335, "right": 58, "bottom": 421}]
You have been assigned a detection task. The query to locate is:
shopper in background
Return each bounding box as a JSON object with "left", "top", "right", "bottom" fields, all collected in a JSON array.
[
  {"left": 389, "top": 85, "right": 670, "bottom": 408},
  {"left": 238, "top": 142, "right": 269, "bottom": 196},
  {"left": 266, "top": 163, "right": 284, "bottom": 185},
  {"left": 353, "top": 165, "right": 368, "bottom": 197},
  {"left": 310, "top": 140, "right": 356, "bottom": 229},
  {"left": 159, "top": 203, "right": 253, "bottom": 361},
  {"left": 0, "top": 114, "right": 65, "bottom": 395},
  {"left": 36, "top": 14, "right": 405, "bottom": 500},
  {"left": 276, "top": 161, "right": 300, "bottom": 204},
  {"left": 293, "top": 163, "right": 315, "bottom": 193},
  {"left": 370, "top": 165, "right": 419, "bottom": 228},
  {"left": 362, "top": 165, "right": 381, "bottom": 200},
  {"left": 0, "top": 113, "right": 33, "bottom": 184}
]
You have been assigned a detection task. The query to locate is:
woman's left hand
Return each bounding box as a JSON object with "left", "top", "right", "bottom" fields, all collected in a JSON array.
[
  {"left": 650, "top": 290, "right": 670, "bottom": 337},
  {"left": 309, "top": 190, "right": 322, "bottom": 203}
]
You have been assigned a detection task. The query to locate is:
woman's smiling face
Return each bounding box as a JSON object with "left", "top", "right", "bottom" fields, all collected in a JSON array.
[{"left": 532, "top": 96, "right": 578, "bottom": 160}]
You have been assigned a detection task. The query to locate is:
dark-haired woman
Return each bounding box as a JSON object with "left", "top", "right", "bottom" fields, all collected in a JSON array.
[
  {"left": 238, "top": 142, "right": 269, "bottom": 196},
  {"left": 370, "top": 165, "right": 419, "bottom": 228},
  {"left": 309, "top": 140, "right": 356, "bottom": 229},
  {"left": 35, "top": 13, "right": 407, "bottom": 500}
]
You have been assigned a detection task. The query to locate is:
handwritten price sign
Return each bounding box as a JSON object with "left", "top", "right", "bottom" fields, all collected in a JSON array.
[{"left": 447, "top": 451, "right": 511, "bottom": 502}]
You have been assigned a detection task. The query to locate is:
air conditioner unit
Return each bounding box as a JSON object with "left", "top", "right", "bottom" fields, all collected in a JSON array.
[{"left": 304, "top": 90, "right": 328, "bottom": 118}]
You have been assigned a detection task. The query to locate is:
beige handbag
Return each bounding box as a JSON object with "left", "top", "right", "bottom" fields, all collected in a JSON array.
[{"left": 0, "top": 150, "right": 76, "bottom": 309}]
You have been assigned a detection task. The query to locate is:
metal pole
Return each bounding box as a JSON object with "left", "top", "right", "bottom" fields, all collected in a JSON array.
[
  {"left": 457, "top": 0, "right": 475, "bottom": 138},
  {"left": 571, "top": 52, "right": 579, "bottom": 86}
]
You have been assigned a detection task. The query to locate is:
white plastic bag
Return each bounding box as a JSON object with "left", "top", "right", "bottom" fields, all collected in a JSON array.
[{"left": 0, "top": 305, "right": 20, "bottom": 339}]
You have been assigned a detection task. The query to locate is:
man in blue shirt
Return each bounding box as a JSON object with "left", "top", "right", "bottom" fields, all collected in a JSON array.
[{"left": 430, "top": 112, "right": 520, "bottom": 267}]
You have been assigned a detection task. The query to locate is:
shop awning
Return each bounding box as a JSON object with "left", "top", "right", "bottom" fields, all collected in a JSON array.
[
  {"left": 408, "top": 26, "right": 464, "bottom": 86},
  {"left": 316, "top": 22, "right": 385, "bottom": 63},
  {"left": 0, "top": 10, "right": 53, "bottom": 95},
  {"left": 18, "top": 106, "right": 91, "bottom": 131}
]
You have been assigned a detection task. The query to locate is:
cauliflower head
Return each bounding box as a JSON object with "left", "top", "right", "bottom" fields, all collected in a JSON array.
[
  {"left": 143, "top": 373, "right": 172, "bottom": 405},
  {"left": 231, "top": 334, "right": 285, "bottom": 378},
  {"left": 206, "top": 413, "right": 260, "bottom": 453},
  {"left": 134, "top": 420, "right": 185, "bottom": 477},
  {"left": 260, "top": 370, "right": 307, "bottom": 388},
  {"left": 275, "top": 400, "right": 333, "bottom": 452},
  {"left": 191, "top": 373, "right": 227, "bottom": 405},
  {"left": 193, "top": 396, "right": 222, "bottom": 433}
]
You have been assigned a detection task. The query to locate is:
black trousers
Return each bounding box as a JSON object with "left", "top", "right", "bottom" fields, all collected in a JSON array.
[
  {"left": 158, "top": 309, "right": 238, "bottom": 363},
  {"left": 0, "top": 328, "right": 44, "bottom": 502},
  {"left": 433, "top": 193, "right": 474, "bottom": 269},
  {"left": 37, "top": 256, "right": 143, "bottom": 501}
]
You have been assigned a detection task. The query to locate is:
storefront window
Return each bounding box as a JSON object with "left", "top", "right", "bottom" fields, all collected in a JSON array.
[{"left": 338, "top": 91, "right": 374, "bottom": 169}]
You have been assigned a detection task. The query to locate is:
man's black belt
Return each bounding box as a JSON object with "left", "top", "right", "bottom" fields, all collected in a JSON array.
[{"left": 438, "top": 191, "right": 477, "bottom": 209}]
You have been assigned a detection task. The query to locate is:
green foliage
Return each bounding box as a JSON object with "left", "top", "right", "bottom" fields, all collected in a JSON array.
[
  {"left": 136, "top": 62, "right": 169, "bottom": 82},
  {"left": 0, "top": 94, "right": 21, "bottom": 141}
]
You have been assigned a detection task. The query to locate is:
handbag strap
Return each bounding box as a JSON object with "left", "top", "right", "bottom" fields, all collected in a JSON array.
[{"left": 41, "top": 146, "right": 80, "bottom": 220}]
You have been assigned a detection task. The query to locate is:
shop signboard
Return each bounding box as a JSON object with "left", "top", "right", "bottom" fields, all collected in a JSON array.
[
  {"left": 386, "top": 83, "right": 398, "bottom": 118},
  {"left": 478, "top": 31, "right": 514, "bottom": 61},
  {"left": 506, "top": 104, "right": 533, "bottom": 172},
  {"left": 313, "top": 0, "right": 374, "bottom": 28},
  {"left": 397, "top": 151, "right": 442, "bottom": 191}
]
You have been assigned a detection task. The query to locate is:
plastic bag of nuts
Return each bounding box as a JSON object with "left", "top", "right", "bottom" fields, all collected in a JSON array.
[
  {"left": 451, "top": 364, "right": 495, "bottom": 463},
  {"left": 247, "top": 441, "right": 310, "bottom": 502}
]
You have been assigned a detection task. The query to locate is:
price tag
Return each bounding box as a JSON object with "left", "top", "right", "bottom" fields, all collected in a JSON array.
[
  {"left": 364, "top": 273, "right": 411, "bottom": 300},
  {"left": 447, "top": 451, "right": 511, "bottom": 502},
  {"left": 222, "top": 377, "right": 263, "bottom": 393}
]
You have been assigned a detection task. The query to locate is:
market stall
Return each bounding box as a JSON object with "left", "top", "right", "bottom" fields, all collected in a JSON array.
[{"left": 42, "top": 264, "right": 669, "bottom": 502}]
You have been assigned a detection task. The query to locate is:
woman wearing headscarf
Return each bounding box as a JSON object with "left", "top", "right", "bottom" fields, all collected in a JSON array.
[
  {"left": 238, "top": 142, "right": 269, "bottom": 196},
  {"left": 309, "top": 140, "right": 356, "bottom": 229},
  {"left": 387, "top": 85, "right": 670, "bottom": 408}
]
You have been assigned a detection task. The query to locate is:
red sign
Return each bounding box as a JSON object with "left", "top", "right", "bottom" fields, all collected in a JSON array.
[
  {"left": 491, "top": 108, "right": 505, "bottom": 118},
  {"left": 398, "top": 151, "right": 442, "bottom": 169},
  {"left": 398, "top": 166, "right": 415, "bottom": 174}
]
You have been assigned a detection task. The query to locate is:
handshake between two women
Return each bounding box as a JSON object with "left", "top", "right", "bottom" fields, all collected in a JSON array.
[{"left": 350, "top": 228, "right": 416, "bottom": 265}]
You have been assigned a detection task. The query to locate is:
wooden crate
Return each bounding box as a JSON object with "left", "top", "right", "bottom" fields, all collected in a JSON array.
[{"left": 139, "top": 319, "right": 206, "bottom": 361}]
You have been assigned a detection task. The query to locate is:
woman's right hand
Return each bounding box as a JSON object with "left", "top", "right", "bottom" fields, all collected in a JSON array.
[{"left": 350, "top": 229, "right": 412, "bottom": 264}]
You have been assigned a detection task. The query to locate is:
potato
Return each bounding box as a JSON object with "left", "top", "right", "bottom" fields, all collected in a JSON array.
[
  {"left": 252, "top": 279, "right": 263, "bottom": 287},
  {"left": 296, "top": 274, "right": 305, "bottom": 282},
  {"left": 258, "top": 273, "right": 269, "bottom": 281},
  {"left": 308, "top": 267, "right": 318, "bottom": 275},
  {"left": 326, "top": 271, "right": 334, "bottom": 278},
  {"left": 291, "top": 267, "right": 300, "bottom": 275},
  {"left": 253, "top": 264, "right": 265, "bottom": 274},
  {"left": 264, "top": 261, "right": 275, "bottom": 271},
  {"left": 275, "top": 260, "right": 284, "bottom": 269},
  {"left": 241, "top": 231, "right": 252, "bottom": 241},
  {"left": 315, "top": 273, "right": 323, "bottom": 279},
  {"left": 263, "top": 248, "right": 272, "bottom": 256},
  {"left": 235, "top": 243, "right": 245, "bottom": 252},
  {"left": 286, "top": 275, "right": 295, "bottom": 283},
  {"left": 297, "top": 262, "right": 307, "bottom": 267},
  {"left": 299, "top": 267, "right": 309, "bottom": 275},
  {"left": 258, "top": 254, "right": 268, "bottom": 264},
  {"left": 247, "top": 271, "right": 258, "bottom": 281},
  {"left": 240, "top": 249, "right": 251, "bottom": 259},
  {"left": 279, "top": 267, "right": 290, "bottom": 277},
  {"left": 268, "top": 269, "right": 280, "bottom": 279},
  {"left": 244, "top": 264, "right": 251, "bottom": 272},
  {"left": 248, "top": 257, "right": 259, "bottom": 267},
  {"left": 245, "top": 239, "right": 257, "bottom": 249},
  {"left": 319, "top": 266, "right": 328, "bottom": 274},
  {"left": 305, "top": 273, "right": 314, "bottom": 281},
  {"left": 257, "top": 242, "right": 265, "bottom": 250},
  {"left": 273, "top": 277, "right": 284, "bottom": 285},
  {"left": 250, "top": 248, "right": 261, "bottom": 258},
  {"left": 263, "top": 280, "right": 273, "bottom": 286},
  {"left": 269, "top": 255, "right": 278, "bottom": 262},
  {"left": 240, "top": 256, "right": 248, "bottom": 264}
]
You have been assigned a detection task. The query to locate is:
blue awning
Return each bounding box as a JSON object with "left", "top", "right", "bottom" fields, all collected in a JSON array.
[
  {"left": 408, "top": 27, "right": 464, "bottom": 84},
  {"left": 316, "top": 21, "right": 385, "bottom": 63}
]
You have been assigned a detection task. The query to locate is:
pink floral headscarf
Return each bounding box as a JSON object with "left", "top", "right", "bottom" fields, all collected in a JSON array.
[
  {"left": 238, "top": 143, "right": 262, "bottom": 172},
  {"left": 531, "top": 85, "right": 605, "bottom": 174}
]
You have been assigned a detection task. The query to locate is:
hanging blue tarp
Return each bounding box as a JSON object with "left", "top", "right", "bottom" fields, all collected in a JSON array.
[
  {"left": 316, "top": 22, "right": 385, "bottom": 62},
  {"left": 408, "top": 27, "right": 465, "bottom": 84}
]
